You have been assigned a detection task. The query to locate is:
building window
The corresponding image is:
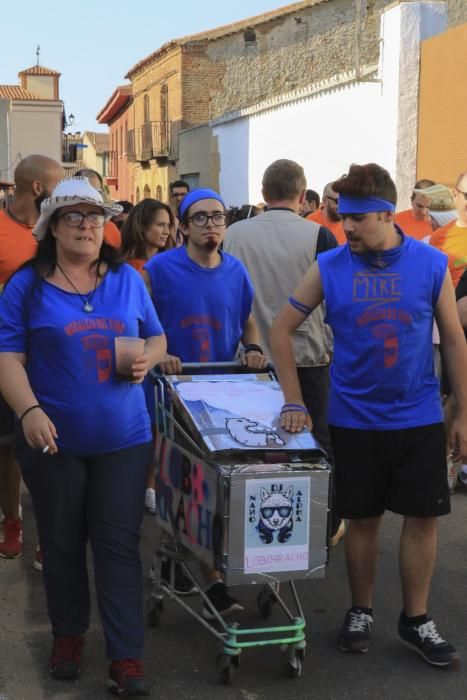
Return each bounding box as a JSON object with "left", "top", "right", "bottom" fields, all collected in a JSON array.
[
  {"left": 143, "top": 184, "right": 151, "bottom": 199},
  {"left": 160, "top": 84, "right": 169, "bottom": 154},
  {"left": 244, "top": 27, "right": 257, "bottom": 45},
  {"left": 181, "top": 173, "right": 200, "bottom": 191},
  {"left": 136, "top": 186, "right": 140, "bottom": 203},
  {"left": 156, "top": 185, "right": 162, "bottom": 201},
  {"left": 144, "top": 94, "right": 150, "bottom": 123},
  {"left": 160, "top": 84, "right": 168, "bottom": 122}
]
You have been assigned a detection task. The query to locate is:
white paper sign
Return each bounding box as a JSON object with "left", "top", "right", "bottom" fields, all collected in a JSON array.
[{"left": 244, "top": 477, "right": 311, "bottom": 573}]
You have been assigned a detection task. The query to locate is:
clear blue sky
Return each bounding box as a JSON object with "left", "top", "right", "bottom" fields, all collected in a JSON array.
[{"left": 2, "top": 0, "right": 290, "bottom": 134}]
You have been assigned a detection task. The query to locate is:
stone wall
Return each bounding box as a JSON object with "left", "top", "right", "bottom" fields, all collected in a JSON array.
[
  {"left": 212, "top": 2, "right": 447, "bottom": 209},
  {"left": 205, "top": 0, "right": 396, "bottom": 120},
  {"left": 447, "top": 0, "right": 467, "bottom": 26}
]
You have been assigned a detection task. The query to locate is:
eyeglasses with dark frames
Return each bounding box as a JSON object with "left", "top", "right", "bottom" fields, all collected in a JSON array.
[{"left": 188, "top": 212, "right": 227, "bottom": 228}]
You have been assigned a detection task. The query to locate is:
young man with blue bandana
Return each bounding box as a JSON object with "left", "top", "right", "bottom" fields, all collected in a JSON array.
[
  {"left": 144, "top": 187, "right": 268, "bottom": 618},
  {"left": 270, "top": 163, "right": 467, "bottom": 667}
]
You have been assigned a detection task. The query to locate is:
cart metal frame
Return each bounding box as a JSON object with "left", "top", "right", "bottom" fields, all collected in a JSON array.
[{"left": 147, "top": 363, "right": 330, "bottom": 683}]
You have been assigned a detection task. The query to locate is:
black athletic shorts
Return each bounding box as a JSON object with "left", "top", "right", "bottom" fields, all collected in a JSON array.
[
  {"left": 330, "top": 423, "right": 450, "bottom": 519},
  {"left": 0, "top": 392, "right": 15, "bottom": 445}
]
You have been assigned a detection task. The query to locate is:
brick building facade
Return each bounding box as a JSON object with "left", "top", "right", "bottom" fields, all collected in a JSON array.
[{"left": 97, "top": 85, "right": 133, "bottom": 201}]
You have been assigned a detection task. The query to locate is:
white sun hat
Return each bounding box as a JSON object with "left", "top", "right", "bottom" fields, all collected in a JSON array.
[{"left": 33, "top": 177, "right": 123, "bottom": 241}]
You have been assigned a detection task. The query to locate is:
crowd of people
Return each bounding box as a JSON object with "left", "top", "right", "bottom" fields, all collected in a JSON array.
[{"left": 0, "top": 154, "right": 466, "bottom": 696}]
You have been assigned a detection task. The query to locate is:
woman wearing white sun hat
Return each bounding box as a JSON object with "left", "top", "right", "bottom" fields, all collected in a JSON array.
[{"left": 0, "top": 176, "right": 166, "bottom": 696}]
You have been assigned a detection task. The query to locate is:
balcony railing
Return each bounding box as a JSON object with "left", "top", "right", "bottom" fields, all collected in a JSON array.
[{"left": 126, "top": 121, "right": 176, "bottom": 162}]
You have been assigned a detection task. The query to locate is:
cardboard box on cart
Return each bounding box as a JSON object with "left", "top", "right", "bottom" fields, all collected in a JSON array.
[{"left": 154, "top": 371, "right": 330, "bottom": 586}]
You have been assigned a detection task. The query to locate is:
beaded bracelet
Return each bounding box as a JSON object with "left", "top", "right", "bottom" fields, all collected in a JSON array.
[{"left": 19, "top": 404, "right": 41, "bottom": 424}]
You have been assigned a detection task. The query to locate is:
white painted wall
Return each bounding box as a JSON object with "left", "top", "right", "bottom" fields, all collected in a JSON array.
[
  {"left": 216, "top": 117, "right": 250, "bottom": 206},
  {"left": 8, "top": 102, "right": 62, "bottom": 173},
  {"left": 213, "top": 1, "right": 446, "bottom": 210},
  {"left": 0, "top": 101, "right": 10, "bottom": 181},
  {"left": 390, "top": 1, "right": 447, "bottom": 207}
]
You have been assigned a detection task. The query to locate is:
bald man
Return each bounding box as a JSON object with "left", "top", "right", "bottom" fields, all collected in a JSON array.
[
  {"left": 307, "top": 183, "right": 346, "bottom": 245},
  {"left": 0, "top": 155, "right": 63, "bottom": 561},
  {"left": 430, "top": 171, "right": 467, "bottom": 288}
]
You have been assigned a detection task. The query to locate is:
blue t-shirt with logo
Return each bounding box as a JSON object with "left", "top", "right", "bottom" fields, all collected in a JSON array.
[
  {"left": 145, "top": 246, "right": 254, "bottom": 361},
  {"left": 0, "top": 263, "right": 164, "bottom": 454},
  {"left": 318, "top": 233, "right": 447, "bottom": 429}
]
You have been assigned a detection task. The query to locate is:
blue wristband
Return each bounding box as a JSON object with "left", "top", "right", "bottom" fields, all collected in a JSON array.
[
  {"left": 280, "top": 403, "right": 308, "bottom": 414},
  {"left": 288, "top": 296, "right": 313, "bottom": 316}
]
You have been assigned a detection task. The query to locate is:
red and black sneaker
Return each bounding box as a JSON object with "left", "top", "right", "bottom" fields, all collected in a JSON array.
[
  {"left": 0, "top": 518, "right": 23, "bottom": 558},
  {"left": 50, "top": 634, "right": 85, "bottom": 679},
  {"left": 107, "top": 659, "right": 149, "bottom": 696}
]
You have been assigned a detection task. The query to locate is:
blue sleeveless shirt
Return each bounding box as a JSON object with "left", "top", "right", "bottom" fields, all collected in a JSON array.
[{"left": 318, "top": 232, "right": 447, "bottom": 430}]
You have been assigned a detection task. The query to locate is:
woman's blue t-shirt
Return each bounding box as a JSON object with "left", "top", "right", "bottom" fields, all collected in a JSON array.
[
  {"left": 0, "top": 263, "right": 164, "bottom": 454},
  {"left": 318, "top": 233, "right": 447, "bottom": 430},
  {"left": 145, "top": 246, "right": 254, "bottom": 361}
]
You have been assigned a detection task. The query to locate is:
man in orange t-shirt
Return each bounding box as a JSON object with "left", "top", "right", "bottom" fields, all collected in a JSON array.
[
  {"left": 0, "top": 155, "right": 63, "bottom": 561},
  {"left": 307, "top": 182, "right": 346, "bottom": 245},
  {"left": 394, "top": 179, "right": 435, "bottom": 240},
  {"left": 430, "top": 172, "right": 467, "bottom": 288}
]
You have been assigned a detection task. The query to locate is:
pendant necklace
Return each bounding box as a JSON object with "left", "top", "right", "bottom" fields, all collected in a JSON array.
[{"left": 56, "top": 263, "right": 99, "bottom": 313}]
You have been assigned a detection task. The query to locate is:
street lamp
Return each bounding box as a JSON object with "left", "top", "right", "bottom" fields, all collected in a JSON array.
[{"left": 63, "top": 113, "right": 76, "bottom": 162}]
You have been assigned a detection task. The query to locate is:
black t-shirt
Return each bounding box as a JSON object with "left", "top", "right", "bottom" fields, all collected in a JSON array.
[
  {"left": 316, "top": 225, "right": 338, "bottom": 257},
  {"left": 456, "top": 269, "right": 467, "bottom": 340},
  {"left": 456, "top": 269, "right": 467, "bottom": 301}
]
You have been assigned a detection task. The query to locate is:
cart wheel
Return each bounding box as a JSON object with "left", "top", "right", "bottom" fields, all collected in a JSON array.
[
  {"left": 216, "top": 653, "right": 238, "bottom": 685},
  {"left": 281, "top": 646, "right": 303, "bottom": 678},
  {"left": 146, "top": 598, "right": 163, "bottom": 628},
  {"left": 257, "top": 587, "right": 276, "bottom": 618}
]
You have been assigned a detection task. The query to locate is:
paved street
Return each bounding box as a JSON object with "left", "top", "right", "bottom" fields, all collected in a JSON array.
[{"left": 1, "top": 491, "right": 466, "bottom": 700}]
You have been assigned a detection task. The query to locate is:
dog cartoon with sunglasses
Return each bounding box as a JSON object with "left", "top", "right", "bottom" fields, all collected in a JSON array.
[{"left": 258, "top": 486, "right": 294, "bottom": 544}]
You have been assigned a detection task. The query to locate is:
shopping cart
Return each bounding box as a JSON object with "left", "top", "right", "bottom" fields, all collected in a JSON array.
[{"left": 147, "top": 362, "right": 331, "bottom": 683}]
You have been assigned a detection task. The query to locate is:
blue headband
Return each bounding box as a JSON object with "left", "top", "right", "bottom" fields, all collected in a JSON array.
[
  {"left": 337, "top": 195, "right": 396, "bottom": 214},
  {"left": 178, "top": 188, "right": 226, "bottom": 219}
]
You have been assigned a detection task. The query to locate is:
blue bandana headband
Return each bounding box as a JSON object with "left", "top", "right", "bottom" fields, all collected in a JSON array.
[
  {"left": 178, "top": 188, "right": 226, "bottom": 219},
  {"left": 337, "top": 194, "right": 396, "bottom": 214}
]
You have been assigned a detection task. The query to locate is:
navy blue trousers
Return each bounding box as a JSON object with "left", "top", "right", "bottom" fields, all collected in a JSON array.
[{"left": 18, "top": 437, "right": 153, "bottom": 660}]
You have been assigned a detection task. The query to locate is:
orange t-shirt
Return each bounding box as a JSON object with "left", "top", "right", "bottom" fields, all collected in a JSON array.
[
  {"left": 306, "top": 210, "right": 346, "bottom": 245},
  {"left": 104, "top": 220, "right": 121, "bottom": 248},
  {"left": 394, "top": 209, "right": 433, "bottom": 241},
  {"left": 430, "top": 220, "right": 467, "bottom": 288},
  {"left": 0, "top": 209, "right": 37, "bottom": 286},
  {"left": 127, "top": 258, "right": 147, "bottom": 275}
]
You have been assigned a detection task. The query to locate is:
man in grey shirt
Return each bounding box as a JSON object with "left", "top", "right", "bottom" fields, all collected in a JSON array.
[{"left": 224, "top": 159, "right": 344, "bottom": 544}]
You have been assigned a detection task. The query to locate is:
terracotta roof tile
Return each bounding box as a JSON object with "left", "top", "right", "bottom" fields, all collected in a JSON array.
[
  {"left": 96, "top": 85, "right": 133, "bottom": 123},
  {"left": 0, "top": 85, "right": 44, "bottom": 100},
  {"left": 84, "top": 131, "right": 110, "bottom": 154},
  {"left": 18, "top": 64, "right": 61, "bottom": 77}
]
